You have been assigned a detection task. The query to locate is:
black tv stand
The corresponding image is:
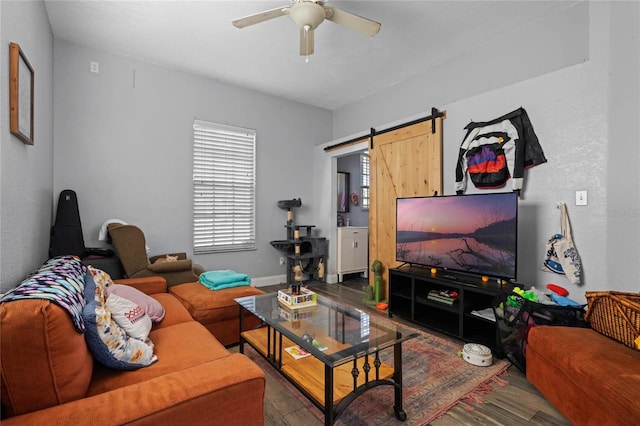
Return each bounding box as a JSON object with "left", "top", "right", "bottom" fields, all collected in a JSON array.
[{"left": 388, "top": 265, "right": 512, "bottom": 356}]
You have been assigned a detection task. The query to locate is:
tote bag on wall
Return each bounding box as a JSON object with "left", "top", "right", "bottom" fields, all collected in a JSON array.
[{"left": 542, "top": 203, "right": 582, "bottom": 284}]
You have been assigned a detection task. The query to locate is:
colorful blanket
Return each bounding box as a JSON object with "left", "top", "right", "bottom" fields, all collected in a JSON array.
[
  {"left": 0, "top": 256, "right": 87, "bottom": 332},
  {"left": 199, "top": 270, "right": 251, "bottom": 290}
]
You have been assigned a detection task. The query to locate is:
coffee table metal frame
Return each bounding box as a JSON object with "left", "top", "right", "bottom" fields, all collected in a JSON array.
[{"left": 236, "top": 292, "right": 417, "bottom": 426}]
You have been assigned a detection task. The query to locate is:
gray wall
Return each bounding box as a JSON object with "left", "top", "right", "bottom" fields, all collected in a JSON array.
[
  {"left": 0, "top": 1, "right": 54, "bottom": 293},
  {"left": 606, "top": 2, "right": 640, "bottom": 287},
  {"left": 323, "top": 2, "right": 639, "bottom": 302},
  {"left": 52, "top": 40, "right": 332, "bottom": 285}
]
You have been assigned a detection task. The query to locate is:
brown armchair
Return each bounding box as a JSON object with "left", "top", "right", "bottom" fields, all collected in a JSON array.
[{"left": 107, "top": 223, "right": 205, "bottom": 286}]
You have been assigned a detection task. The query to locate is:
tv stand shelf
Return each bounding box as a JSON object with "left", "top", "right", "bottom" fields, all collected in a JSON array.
[{"left": 388, "top": 265, "right": 511, "bottom": 355}]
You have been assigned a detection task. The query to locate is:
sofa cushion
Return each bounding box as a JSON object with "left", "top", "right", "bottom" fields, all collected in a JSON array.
[
  {"left": 527, "top": 326, "right": 640, "bottom": 423},
  {"left": 106, "top": 283, "right": 165, "bottom": 322},
  {"left": 113, "top": 276, "right": 168, "bottom": 295},
  {"left": 6, "top": 354, "right": 265, "bottom": 425},
  {"left": 87, "top": 321, "right": 231, "bottom": 395},
  {"left": 169, "top": 282, "right": 264, "bottom": 324},
  {"left": 0, "top": 256, "right": 94, "bottom": 417},
  {"left": 169, "top": 282, "right": 265, "bottom": 345},
  {"left": 84, "top": 269, "right": 157, "bottom": 370},
  {"left": 0, "top": 299, "right": 94, "bottom": 417},
  {"left": 149, "top": 292, "right": 195, "bottom": 329}
]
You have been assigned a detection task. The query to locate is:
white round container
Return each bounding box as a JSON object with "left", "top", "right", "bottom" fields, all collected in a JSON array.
[{"left": 462, "top": 343, "right": 493, "bottom": 367}]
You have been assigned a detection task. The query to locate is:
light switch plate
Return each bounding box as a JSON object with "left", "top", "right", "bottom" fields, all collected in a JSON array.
[{"left": 576, "top": 190, "right": 587, "bottom": 206}]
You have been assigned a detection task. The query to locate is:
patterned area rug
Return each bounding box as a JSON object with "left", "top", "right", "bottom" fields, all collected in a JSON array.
[{"left": 243, "top": 326, "right": 509, "bottom": 425}]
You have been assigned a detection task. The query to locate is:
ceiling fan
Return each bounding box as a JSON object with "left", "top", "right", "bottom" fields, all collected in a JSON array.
[{"left": 232, "top": 0, "right": 381, "bottom": 57}]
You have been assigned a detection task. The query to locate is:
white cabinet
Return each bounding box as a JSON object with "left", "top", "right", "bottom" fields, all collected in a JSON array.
[{"left": 336, "top": 227, "right": 369, "bottom": 282}]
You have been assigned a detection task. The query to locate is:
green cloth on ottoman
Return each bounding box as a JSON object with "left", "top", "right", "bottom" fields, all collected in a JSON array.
[{"left": 199, "top": 270, "right": 251, "bottom": 290}]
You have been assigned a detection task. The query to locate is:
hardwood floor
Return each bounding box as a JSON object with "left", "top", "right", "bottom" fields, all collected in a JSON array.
[{"left": 238, "top": 278, "right": 570, "bottom": 425}]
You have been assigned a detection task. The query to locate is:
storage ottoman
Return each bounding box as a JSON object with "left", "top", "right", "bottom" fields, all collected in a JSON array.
[{"left": 169, "top": 282, "right": 264, "bottom": 346}]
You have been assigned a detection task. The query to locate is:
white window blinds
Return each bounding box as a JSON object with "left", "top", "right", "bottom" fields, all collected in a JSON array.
[{"left": 193, "top": 119, "right": 256, "bottom": 254}]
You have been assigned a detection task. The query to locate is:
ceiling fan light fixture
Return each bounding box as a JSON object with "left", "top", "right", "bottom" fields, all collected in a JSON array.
[
  {"left": 231, "top": 0, "right": 381, "bottom": 57},
  {"left": 289, "top": 2, "right": 325, "bottom": 30}
]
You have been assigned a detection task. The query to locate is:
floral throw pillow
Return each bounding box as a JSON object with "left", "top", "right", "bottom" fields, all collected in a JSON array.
[{"left": 82, "top": 268, "right": 157, "bottom": 370}]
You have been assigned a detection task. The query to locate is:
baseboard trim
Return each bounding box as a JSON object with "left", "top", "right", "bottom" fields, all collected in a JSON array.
[
  {"left": 251, "top": 273, "right": 340, "bottom": 287},
  {"left": 251, "top": 274, "right": 286, "bottom": 287}
]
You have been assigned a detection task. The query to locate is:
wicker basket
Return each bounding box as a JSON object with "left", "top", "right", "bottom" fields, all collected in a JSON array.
[{"left": 585, "top": 291, "right": 640, "bottom": 350}]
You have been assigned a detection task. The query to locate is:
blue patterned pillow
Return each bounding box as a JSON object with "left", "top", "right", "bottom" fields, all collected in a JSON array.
[{"left": 82, "top": 268, "right": 157, "bottom": 370}]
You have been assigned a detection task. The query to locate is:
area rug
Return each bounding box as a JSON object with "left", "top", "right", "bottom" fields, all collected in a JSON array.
[{"left": 242, "top": 326, "right": 509, "bottom": 425}]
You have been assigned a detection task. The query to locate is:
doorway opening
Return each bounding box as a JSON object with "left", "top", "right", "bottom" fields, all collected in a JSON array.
[{"left": 336, "top": 149, "right": 369, "bottom": 229}]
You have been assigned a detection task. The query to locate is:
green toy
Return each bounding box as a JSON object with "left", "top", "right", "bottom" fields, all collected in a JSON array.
[
  {"left": 507, "top": 286, "right": 539, "bottom": 308},
  {"left": 371, "top": 260, "right": 384, "bottom": 303}
]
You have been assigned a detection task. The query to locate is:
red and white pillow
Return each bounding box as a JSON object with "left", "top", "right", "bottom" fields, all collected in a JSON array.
[
  {"left": 105, "top": 284, "right": 166, "bottom": 323},
  {"left": 106, "top": 293, "right": 153, "bottom": 341},
  {"left": 103, "top": 281, "right": 167, "bottom": 342}
]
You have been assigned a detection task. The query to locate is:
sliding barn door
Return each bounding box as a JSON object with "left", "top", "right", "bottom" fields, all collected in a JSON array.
[{"left": 369, "top": 118, "right": 444, "bottom": 297}]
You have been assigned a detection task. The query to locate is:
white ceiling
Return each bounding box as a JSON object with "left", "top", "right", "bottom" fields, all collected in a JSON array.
[{"left": 43, "top": 0, "right": 574, "bottom": 110}]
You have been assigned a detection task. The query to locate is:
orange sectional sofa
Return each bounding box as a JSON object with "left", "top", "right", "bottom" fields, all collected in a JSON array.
[
  {"left": 526, "top": 326, "right": 640, "bottom": 425},
  {"left": 1, "top": 275, "right": 266, "bottom": 425}
]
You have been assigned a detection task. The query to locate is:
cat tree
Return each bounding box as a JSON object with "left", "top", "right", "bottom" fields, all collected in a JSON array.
[{"left": 270, "top": 198, "right": 326, "bottom": 286}]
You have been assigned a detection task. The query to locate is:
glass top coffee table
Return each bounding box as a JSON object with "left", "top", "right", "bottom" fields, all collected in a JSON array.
[{"left": 236, "top": 291, "right": 419, "bottom": 426}]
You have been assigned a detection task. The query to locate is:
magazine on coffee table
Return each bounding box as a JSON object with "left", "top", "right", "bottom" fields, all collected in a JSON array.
[
  {"left": 285, "top": 340, "right": 328, "bottom": 359},
  {"left": 285, "top": 345, "right": 311, "bottom": 359}
]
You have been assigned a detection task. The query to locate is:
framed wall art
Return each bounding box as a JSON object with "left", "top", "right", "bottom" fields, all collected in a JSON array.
[{"left": 9, "top": 42, "right": 34, "bottom": 145}]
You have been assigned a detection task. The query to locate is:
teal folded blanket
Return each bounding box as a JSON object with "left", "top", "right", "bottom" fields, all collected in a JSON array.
[{"left": 199, "top": 270, "right": 251, "bottom": 290}]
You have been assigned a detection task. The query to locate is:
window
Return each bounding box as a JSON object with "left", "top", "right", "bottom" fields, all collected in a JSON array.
[
  {"left": 360, "top": 153, "right": 370, "bottom": 210},
  {"left": 193, "top": 119, "right": 256, "bottom": 253}
]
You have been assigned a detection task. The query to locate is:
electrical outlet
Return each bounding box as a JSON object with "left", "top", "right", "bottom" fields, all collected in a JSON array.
[
  {"left": 90, "top": 61, "right": 99, "bottom": 73},
  {"left": 576, "top": 190, "right": 588, "bottom": 206},
  {"left": 279, "top": 257, "right": 285, "bottom": 266}
]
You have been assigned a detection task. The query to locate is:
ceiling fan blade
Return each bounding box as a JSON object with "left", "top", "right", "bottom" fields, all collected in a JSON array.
[
  {"left": 232, "top": 6, "right": 289, "bottom": 29},
  {"left": 300, "top": 27, "right": 314, "bottom": 56},
  {"left": 324, "top": 6, "right": 381, "bottom": 37}
]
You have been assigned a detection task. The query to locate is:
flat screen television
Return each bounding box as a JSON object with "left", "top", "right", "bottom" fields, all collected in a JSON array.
[{"left": 396, "top": 192, "right": 518, "bottom": 280}]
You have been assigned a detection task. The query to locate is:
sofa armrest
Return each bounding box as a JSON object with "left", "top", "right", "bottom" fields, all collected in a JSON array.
[
  {"left": 113, "top": 276, "right": 168, "bottom": 295},
  {"left": 149, "top": 252, "right": 187, "bottom": 263},
  {"left": 1, "top": 354, "right": 265, "bottom": 425},
  {"left": 147, "top": 259, "right": 193, "bottom": 273}
]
